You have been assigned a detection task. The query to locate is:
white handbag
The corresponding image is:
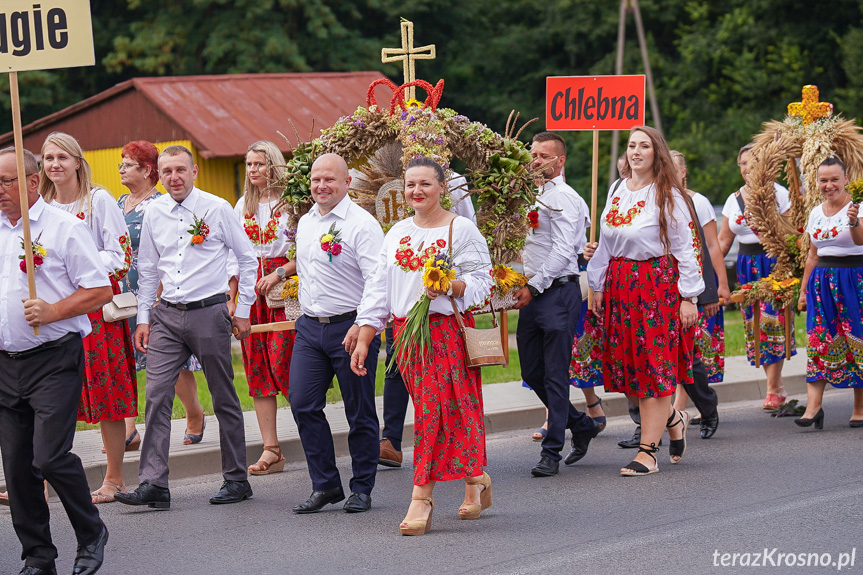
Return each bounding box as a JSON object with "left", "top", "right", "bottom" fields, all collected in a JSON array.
[{"left": 102, "top": 292, "right": 138, "bottom": 323}]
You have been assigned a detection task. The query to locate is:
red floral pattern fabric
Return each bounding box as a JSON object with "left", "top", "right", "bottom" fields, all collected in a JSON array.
[
  {"left": 78, "top": 278, "right": 138, "bottom": 423},
  {"left": 394, "top": 313, "right": 487, "bottom": 485},
  {"left": 600, "top": 256, "right": 695, "bottom": 398},
  {"left": 241, "top": 257, "right": 295, "bottom": 397}
]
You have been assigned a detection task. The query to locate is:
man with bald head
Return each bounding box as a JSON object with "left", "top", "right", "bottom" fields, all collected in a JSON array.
[{"left": 289, "top": 153, "right": 384, "bottom": 514}]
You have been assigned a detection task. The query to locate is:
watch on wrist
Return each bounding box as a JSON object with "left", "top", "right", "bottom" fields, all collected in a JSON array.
[
  {"left": 851, "top": 219, "right": 860, "bottom": 228},
  {"left": 684, "top": 296, "right": 697, "bottom": 304},
  {"left": 527, "top": 285, "right": 540, "bottom": 298},
  {"left": 276, "top": 266, "right": 286, "bottom": 279},
  {"left": 446, "top": 284, "right": 454, "bottom": 297}
]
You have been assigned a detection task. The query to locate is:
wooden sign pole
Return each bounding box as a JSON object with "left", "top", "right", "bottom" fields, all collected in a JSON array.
[
  {"left": 588, "top": 130, "right": 599, "bottom": 311},
  {"left": 9, "top": 72, "right": 39, "bottom": 335}
]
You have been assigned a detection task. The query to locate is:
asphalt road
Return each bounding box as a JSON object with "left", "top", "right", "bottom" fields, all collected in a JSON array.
[{"left": 2, "top": 389, "right": 862, "bottom": 575}]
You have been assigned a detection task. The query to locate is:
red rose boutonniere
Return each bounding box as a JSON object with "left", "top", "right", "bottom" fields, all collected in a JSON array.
[
  {"left": 19, "top": 232, "right": 46, "bottom": 273},
  {"left": 528, "top": 210, "right": 539, "bottom": 233}
]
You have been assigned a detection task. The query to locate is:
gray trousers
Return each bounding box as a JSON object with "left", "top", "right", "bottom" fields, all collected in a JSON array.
[{"left": 138, "top": 302, "right": 246, "bottom": 487}]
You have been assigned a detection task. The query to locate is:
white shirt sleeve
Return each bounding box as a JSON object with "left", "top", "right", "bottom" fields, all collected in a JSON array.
[
  {"left": 136, "top": 209, "right": 159, "bottom": 324},
  {"left": 671, "top": 193, "right": 705, "bottom": 298},
  {"left": 91, "top": 188, "right": 132, "bottom": 280},
  {"left": 226, "top": 198, "right": 245, "bottom": 280},
  {"left": 220, "top": 201, "right": 257, "bottom": 318},
  {"left": 527, "top": 190, "right": 586, "bottom": 292}
]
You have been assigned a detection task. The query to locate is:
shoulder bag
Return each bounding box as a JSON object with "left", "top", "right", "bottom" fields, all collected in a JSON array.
[{"left": 445, "top": 218, "right": 507, "bottom": 367}]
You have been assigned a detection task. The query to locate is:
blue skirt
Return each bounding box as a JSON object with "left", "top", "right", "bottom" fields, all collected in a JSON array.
[
  {"left": 569, "top": 299, "right": 602, "bottom": 388},
  {"left": 737, "top": 253, "right": 796, "bottom": 366},
  {"left": 806, "top": 265, "right": 863, "bottom": 388},
  {"left": 695, "top": 304, "right": 724, "bottom": 383}
]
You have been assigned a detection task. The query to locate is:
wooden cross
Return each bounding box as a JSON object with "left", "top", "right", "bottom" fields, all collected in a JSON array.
[
  {"left": 381, "top": 20, "right": 436, "bottom": 102},
  {"left": 787, "top": 85, "right": 833, "bottom": 124}
]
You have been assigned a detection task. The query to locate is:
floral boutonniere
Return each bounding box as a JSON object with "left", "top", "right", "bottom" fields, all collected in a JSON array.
[
  {"left": 320, "top": 223, "right": 343, "bottom": 262},
  {"left": 188, "top": 211, "right": 210, "bottom": 245},
  {"left": 527, "top": 209, "right": 539, "bottom": 234},
  {"left": 19, "top": 232, "right": 46, "bottom": 273}
]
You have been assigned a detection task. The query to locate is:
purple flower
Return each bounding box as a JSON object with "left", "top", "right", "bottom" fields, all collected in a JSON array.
[
  {"left": 283, "top": 228, "right": 297, "bottom": 242},
  {"left": 513, "top": 213, "right": 521, "bottom": 220},
  {"left": 411, "top": 133, "right": 418, "bottom": 141},
  {"left": 434, "top": 136, "right": 445, "bottom": 144},
  {"left": 353, "top": 120, "right": 365, "bottom": 128},
  {"left": 401, "top": 111, "right": 409, "bottom": 120}
]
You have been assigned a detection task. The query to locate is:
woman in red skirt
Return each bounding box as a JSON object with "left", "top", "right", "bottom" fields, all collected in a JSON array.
[
  {"left": 40, "top": 132, "right": 138, "bottom": 502},
  {"left": 587, "top": 127, "right": 704, "bottom": 476},
  {"left": 350, "top": 157, "right": 494, "bottom": 535},
  {"left": 228, "top": 140, "right": 295, "bottom": 475}
]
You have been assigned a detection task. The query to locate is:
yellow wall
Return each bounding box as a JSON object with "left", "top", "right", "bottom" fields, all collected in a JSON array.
[{"left": 84, "top": 140, "right": 243, "bottom": 204}]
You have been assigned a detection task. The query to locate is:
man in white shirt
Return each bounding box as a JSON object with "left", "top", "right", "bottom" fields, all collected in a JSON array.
[
  {"left": 115, "top": 145, "right": 258, "bottom": 509},
  {"left": 513, "top": 132, "right": 601, "bottom": 478},
  {"left": 289, "top": 153, "right": 384, "bottom": 514},
  {"left": 0, "top": 147, "right": 113, "bottom": 575}
]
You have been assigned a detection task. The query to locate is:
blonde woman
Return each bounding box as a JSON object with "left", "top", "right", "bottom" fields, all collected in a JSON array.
[
  {"left": 228, "top": 141, "right": 295, "bottom": 474},
  {"left": 40, "top": 132, "right": 138, "bottom": 503}
]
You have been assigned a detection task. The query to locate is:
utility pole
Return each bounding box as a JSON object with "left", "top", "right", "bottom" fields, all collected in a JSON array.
[{"left": 609, "top": 0, "right": 662, "bottom": 185}]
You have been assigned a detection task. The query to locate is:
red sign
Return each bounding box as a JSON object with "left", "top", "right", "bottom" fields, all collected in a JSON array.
[{"left": 546, "top": 75, "right": 645, "bottom": 131}]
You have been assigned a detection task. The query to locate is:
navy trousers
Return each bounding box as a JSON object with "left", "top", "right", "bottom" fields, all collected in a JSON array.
[
  {"left": 0, "top": 335, "right": 102, "bottom": 571},
  {"left": 381, "top": 326, "right": 410, "bottom": 451},
  {"left": 289, "top": 315, "right": 380, "bottom": 495},
  {"left": 517, "top": 281, "right": 594, "bottom": 462}
]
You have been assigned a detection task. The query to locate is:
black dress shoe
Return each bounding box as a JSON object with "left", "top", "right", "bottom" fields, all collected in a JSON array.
[
  {"left": 564, "top": 420, "right": 602, "bottom": 465},
  {"left": 292, "top": 487, "right": 346, "bottom": 514},
  {"left": 700, "top": 412, "right": 719, "bottom": 439},
  {"left": 618, "top": 426, "right": 641, "bottom": 448},
  {"left": 72, "top": 524, "right": 108, "bottom": 575},
  {"left": 113, "top": 481, "right": 170, "bottom": 509},
  {"left": 209, "top": 480, "right": 253, "bottom": 504},
  {"left": 530, "top": 456, "right": 559, "bottom": 477},
  {"left": 343, "top": 492, "right": 372, "bottom": 513},
  {"left": 20, "top": 566, "right": 57, "bottom": 575}
]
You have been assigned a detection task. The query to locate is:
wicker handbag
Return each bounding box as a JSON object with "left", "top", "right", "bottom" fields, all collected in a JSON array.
[
  {"left": 449, "top": 297, "right": 507, "bottom": 367},
  {"left": 265, "top": 280, "right": 288, "bottom": 309},
  {"left": 444, "top": 218, "right": 507, "bottom": 367}
]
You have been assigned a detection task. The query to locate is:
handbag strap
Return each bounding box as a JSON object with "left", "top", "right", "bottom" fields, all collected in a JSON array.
[
  {"left": 735, "top": 190, "right": 746, "bottom": 216},
  {"left": 446, "top": 216, "right": 499, "bottom": 329}
]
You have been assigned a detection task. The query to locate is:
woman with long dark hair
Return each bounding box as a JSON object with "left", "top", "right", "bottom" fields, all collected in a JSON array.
[{"left": 587, "top": 127, "right": 704, "bottom": 476}]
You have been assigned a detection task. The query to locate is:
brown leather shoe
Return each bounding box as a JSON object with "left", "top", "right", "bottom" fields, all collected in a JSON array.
[{"left": 379, "top": 439, "right": 402, "bottom": 468}]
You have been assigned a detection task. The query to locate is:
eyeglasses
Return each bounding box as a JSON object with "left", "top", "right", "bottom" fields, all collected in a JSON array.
[
  {"left": 0, "top": 175, "right": 35, "bottom": 189},
  {"left": 118, "top": 163, "right": 140, "bottom": 172}
]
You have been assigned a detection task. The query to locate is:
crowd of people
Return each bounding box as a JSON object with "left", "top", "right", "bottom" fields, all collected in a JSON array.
[{"left": 0, "top": 123, "right": 861, "bottom": 573}]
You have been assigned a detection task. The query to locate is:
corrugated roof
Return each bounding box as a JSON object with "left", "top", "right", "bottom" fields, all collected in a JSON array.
[{"left": 1, "top": 72, "right": 389, "bottom": 158}]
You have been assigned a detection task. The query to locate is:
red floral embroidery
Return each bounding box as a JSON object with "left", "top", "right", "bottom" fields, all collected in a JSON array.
[
  {"left": 244, "top": 214, "right": 279, "bottom": 245},
  {"left": 605, "top": 197, "right": 646, "bottom": 228}
]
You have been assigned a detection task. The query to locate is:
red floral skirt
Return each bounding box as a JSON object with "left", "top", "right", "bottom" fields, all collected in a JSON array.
[
  {"left": 394, "top": 313, "right": 487, "bottom": 486},
  {"left": 601, "top": 256, "right": 695, "bottom": 398},
  {"left": 78, "top": 279, "right": 138, "bottom": 423},
  {"left": 241, "top": 257, "right": 295, "bottom": 397}
]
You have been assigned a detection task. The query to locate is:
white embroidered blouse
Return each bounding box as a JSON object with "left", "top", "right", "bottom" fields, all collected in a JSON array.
[
  {"left": 807, "top": 201, "right": 863, "bottom": 257},
  {"left": 587, "top": 179, "right": 704, "bottom": 298}
]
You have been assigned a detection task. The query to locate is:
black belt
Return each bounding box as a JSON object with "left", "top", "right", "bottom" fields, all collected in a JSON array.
[
  {"left": 0, "top": 332, "right": 78, "bottom": 360},
  {"left": 160, "top": 294, "right": 228, "bottom": 311},
  {"left": 549, "top": 274, "right": 580, "bottom": 289},
  {"left": 304, "top": 311, "right": 357, "bottom": 324},
  {"left": 817, "top": 255, "right": 863, "bottom": 268},
  {"left": 738, "top": 243, "right": 766, "bottom": 256}
]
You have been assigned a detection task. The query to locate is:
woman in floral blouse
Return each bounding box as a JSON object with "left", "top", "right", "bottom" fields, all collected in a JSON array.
[
  {"left": 587, "top": 127, "right": 704, "bottom": 476},
  {"left": 229, "top": 141, "right": 295, "bottom": 475},
  {"left": 719, "top": 143, "right": 795, "bottom": 410},
  {"left": 796, "top": 156, "right": 863, "bottom": 429},
  {"left": 39, "top": 132, "right": 137, "bottom": 503}
]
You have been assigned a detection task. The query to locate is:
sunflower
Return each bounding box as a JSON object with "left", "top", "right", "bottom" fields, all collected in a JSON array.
[
  {"left": 423, "top": 264, "right": 456, "bottom": 292},
  {"left": 491, "top": 264, "right": 528, "bottom": 295}
]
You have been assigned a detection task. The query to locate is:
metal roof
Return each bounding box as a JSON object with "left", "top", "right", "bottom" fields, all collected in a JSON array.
[{"left": 0, "top": 72, "right": 388, "bottom": 158}]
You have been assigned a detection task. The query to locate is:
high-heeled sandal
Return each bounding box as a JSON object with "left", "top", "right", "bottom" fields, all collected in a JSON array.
[
  {"left": 249, "top": 446, "right": 286, "bottom": 475},
  {"left": 531, "top": 419, "right": 548, "bottom": 441},
  {"left": 101, "top": 428, "right": 141, "bottom": 454},
  {"left": 91, "top": 480, "right": 127, "bottom": 504},
  {"left": 666, "top": 409, "right": 690, "bottom": 464},
  {"left": 183, "top": 418, "right": 206, "bottom": 445},
  {"left": 459, "top": 472, "right": 492, "bottom": 520},
  {"left": 794, "top": 408, "right": 824, "bottom": 430},
  {"left": 400, "top": 497, "right": 434, "bottom": 536},
  {"left": 586, "top": 398, "right": 607, "bottom": 432},
  {"left": 620, "top": 443, "right": 659, "bottom": 476}
]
